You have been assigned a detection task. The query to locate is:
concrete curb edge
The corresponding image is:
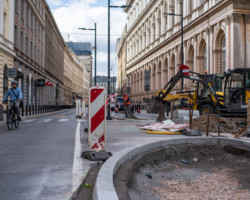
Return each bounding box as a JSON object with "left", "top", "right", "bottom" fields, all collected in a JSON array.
[{"left": 93, "top": 137, "right": 250, "bottom": 200}]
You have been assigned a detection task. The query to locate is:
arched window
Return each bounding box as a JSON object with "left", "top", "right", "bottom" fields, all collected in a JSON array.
[
  {"left": 204, "top": 44, "right": 207, "bottom": 71},
  {"left": 222, "top": 37, "right": 226, "bottom": 72},
  {"left": 3, "top": 65, "right": 8, "bottom": 96},
  {"left": 26, "top": 76, "right": 29, "bottom": 105}
]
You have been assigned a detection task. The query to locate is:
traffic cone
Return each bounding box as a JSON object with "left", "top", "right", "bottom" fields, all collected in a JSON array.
[{"left": 137, "top": 105, "right": 141, "bottom": 113}]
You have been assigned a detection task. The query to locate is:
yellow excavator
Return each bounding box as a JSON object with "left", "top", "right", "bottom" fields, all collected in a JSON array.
[{"left": 146, "top": 67, "right": 250, "bottom": 116}]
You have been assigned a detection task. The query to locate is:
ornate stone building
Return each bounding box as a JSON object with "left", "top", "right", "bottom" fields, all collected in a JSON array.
[
  {"left": 116, "top": 25, "right": 127, "bottom": 94},
  {"left": 64, "top": 46, "right": 84, "bottom": 106},
  {"left": 66, "top": 42, "right": 93, "bottom": 103},
  {"left": 125, "top": 0, "right": 250, "bottom": 102},
  {"left": 0, "top": 0, "right": 15, "bottom": 101},
  {"left": 45, "top": 5, "right": 65, "bottom": 105},
  {"left": 13, "top": 0, "right": 51, "bottom": 109}
]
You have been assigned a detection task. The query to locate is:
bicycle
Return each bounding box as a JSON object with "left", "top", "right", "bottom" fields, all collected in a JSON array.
[{"left": 6, "top": 101, "right": 19, "bottom": 130}]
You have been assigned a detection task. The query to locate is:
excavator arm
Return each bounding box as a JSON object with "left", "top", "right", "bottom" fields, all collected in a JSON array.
[{"left": 156, "top": 69, "right": 221, "bottom": 106}]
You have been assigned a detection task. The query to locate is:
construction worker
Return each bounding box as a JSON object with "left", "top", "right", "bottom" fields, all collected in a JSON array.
[{"left": 123, "top": 93, "right": 131, "bottom": 118}]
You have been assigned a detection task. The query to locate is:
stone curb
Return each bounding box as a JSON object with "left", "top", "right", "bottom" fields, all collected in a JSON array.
[{"left": 93, "top": 137, "right": 250, "bottom": 200}]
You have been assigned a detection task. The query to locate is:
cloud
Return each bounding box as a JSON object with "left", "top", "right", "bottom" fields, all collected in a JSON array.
[{"left": 49, "top": 0, "right": 127, "bottom": 76}]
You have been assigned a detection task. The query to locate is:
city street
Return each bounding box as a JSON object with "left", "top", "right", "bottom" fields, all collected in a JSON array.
[
  {"left": 0, "top": 108, "right": 183, "bottom": 200},
  {"left": 0, "top": 110, "right": 82, "bottom": 200}
]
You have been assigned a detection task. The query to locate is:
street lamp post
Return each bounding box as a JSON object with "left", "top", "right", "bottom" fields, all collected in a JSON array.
[
  {"left": 107, "top": 1, "right": 130, "bottom": 120},
  {"left": 166, "top": 0, "right": 184, "bottom": 91},
  {"left": 78, "top": 23, "right": 97, "bottom": 86}
]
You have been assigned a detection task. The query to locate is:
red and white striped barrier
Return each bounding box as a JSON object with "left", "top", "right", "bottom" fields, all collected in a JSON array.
[{"left": 88, "top": 87, "right": 106, "bottom": 152}]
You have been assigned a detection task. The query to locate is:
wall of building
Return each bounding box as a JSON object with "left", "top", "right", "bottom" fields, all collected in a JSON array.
[
  {"left": 117, "top": 25, "right": 127, "bottom": 94},
  {"left": 125, "top": 0, "right": 250, "bottom": 102},
  {"left": 63, "top": 48, "right": 73, "bottom": 106},
  {"left": 0, "top": 0, "right": 15, "bottom": 101},
  {"left": 78, "top": 55, "right": 92, "bottom": 102}
]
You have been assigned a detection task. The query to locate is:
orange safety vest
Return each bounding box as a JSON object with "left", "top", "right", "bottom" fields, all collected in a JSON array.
[{"left": 123, "top": 95, "right": 131, "bottom": 105}]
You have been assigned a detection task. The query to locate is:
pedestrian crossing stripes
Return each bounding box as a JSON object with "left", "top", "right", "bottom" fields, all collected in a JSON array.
[
  {"left": 23, "top": 119, "right": 36, "bottom": 123},
  {"left": 23, "top": 118, "right": 70, "bottom": 123},
  {"left": 57, "top": 119, "right": 69, "bottom": 122},
  {"left": 42, "top": 119, "right": 53, "bottom": 123}
]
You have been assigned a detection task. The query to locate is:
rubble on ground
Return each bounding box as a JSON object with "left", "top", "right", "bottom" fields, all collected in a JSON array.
[
  {"left": 191, "top": 114, "right": 246, "bottom": 133},
  {"left": 140, "top": 120, "right": 189, "bottom": 133},
  {"left": 151, "top": 168, "right": 250, "bottom": 200}
]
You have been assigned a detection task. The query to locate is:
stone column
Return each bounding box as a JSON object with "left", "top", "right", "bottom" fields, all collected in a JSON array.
[
  {"left": 225, "top": 17, "right": 231, "bottom": 71},
  {"left": 230, "top": 14, "right": 245, "bottom": 68},
  {"left": 194, "top": 37, "right": 197, "bottom": 73},
  {"left": 209, "top": 26, "right": 214, "bottom": 74}
]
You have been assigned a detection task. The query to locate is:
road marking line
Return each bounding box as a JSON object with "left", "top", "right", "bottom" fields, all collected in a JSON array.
[
  {"left": 72, "top": 120, "right": 84, "bottom": 193},
  {"left": 23, "top": 119, "right": 36, "bottom": 123},
  {"left": 57, "top": 119, "right": 69, "bottom": 122},
  {"left": 42, "top": 119, "right": 53, "bottom": 123}
]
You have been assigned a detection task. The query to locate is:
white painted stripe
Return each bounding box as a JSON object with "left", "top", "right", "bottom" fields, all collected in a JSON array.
[
  {"left": 90, "top": 90, "right": 105, "bottom": 119},
  {"left": 57, "top": 119, "right": 69, "bottom": 122},
  {"left": 23, "top": 119, "right": 36, "bottom": 123},
  {"left": 41, "top": 119, "right": 53, "bottom": 123},
  {"left": 89, "top": 120, "right": 105, "bottom": 148},
  {"left": 72, "top": 120, "right": 84, "bottom": 193}
]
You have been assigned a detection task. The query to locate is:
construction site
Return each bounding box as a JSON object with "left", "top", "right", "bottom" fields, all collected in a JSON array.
[{"left": 75, "top": 66, "right": 250, "bottom": 200}]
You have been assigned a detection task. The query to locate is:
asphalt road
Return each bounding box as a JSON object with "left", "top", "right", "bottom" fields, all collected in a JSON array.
[{"left": 0, "top": 110, "right": 80, "bottom": 200}]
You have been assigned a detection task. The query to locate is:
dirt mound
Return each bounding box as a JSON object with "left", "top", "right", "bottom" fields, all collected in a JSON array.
[{"left": 191, "top": 114, "right": 244, "bottom": 133}]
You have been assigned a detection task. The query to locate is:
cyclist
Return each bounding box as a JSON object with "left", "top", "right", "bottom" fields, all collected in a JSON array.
[{"left": 0, "top": 80, "right": 23, "bottom": 121}]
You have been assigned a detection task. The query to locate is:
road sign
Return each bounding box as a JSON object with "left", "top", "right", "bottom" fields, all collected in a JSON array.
[
  {"left": 37, "top": 79, "right": 45, "bottom": 87},
  {"left": 88, "top": 87, "right": 106, "bottom": 152},
  {"left": 7, "top": 68, "right": 17, "bottom": 78},
  {"left": 179, "top": 65, "right": 190, "bottom": 75},
  {"left": 45, "top": 81, "right": 53, "bottom": 87}
]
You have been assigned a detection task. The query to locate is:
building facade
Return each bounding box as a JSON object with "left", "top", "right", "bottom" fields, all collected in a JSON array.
[
  {"left": 66, "top": 42, "right": 92, "bottom": 102},
  {"left": 116, "top": 25, "right": 127, "bottom": 94},
  {"left": 0, "top": 0, "right": 15, "bottom": 101},
  {"left": 95, "top": 76, "right": 117, "bottom": 94},
  {"left": 64, "top": 46, "right": 84, "bottom": 106},
  {"left": 125, "top": 0, "right": 250, "bottom": 102},
  {"left": 45, "top": 5, "right": 65, "bottom": 105},
  {"left": 13, "top": 0, "right": 49, "bottom": 109}
]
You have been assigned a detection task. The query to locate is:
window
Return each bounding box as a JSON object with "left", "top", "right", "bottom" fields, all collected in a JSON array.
[
  {"left": 21, "top": 0, "right": 24, "bottom": 19},
  {"left": 15, "top": 0, "right": 18, "bottom": 12},
  {"left": 14, "top": 25, "right": 18, "bottom": 46},
  {"left": 21, "top": 31, "right": 24, "bottom": 51},
  {"left": 3, "top": 66, "right": 8, "bottom": 96},
  {"left": 26, "top": 6, "right": 29, "bottom": 24},
  {"left": 26, "top": 37, "right": 28, "bottom": 54},
  {"left": 34, "top": 46, "right": 36, "bottom": 62},
  {"left": 31, "top": 14, "right": 33, "bottom": 30},
  {"left": 3, "top": 12, "right": 7, "bottom": 37},
  {"left": 246, "top": 72, "right": 250, "bottom": 89},
  {"left": 222, "top": 37, "right": 226, "bottom": 72},
  {"left": 204, "top": 45, "right": 207, "bottom": 71},
  {"left": 30, "top": 42, "right": 33, "bottom": 59}
]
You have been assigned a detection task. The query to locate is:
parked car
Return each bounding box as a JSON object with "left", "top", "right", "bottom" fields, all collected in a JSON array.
[{"left": 115, "top": 97, "right": 124, "bottom": 111}]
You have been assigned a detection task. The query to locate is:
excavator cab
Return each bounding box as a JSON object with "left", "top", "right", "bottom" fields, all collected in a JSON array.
[{"left": 224, "top": 68, "right": 250, "bottom": 113}]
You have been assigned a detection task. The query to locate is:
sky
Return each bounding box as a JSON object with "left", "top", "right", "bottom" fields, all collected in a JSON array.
[{"left": 47, "top": 0, "right": 127, "bottom": 77}]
